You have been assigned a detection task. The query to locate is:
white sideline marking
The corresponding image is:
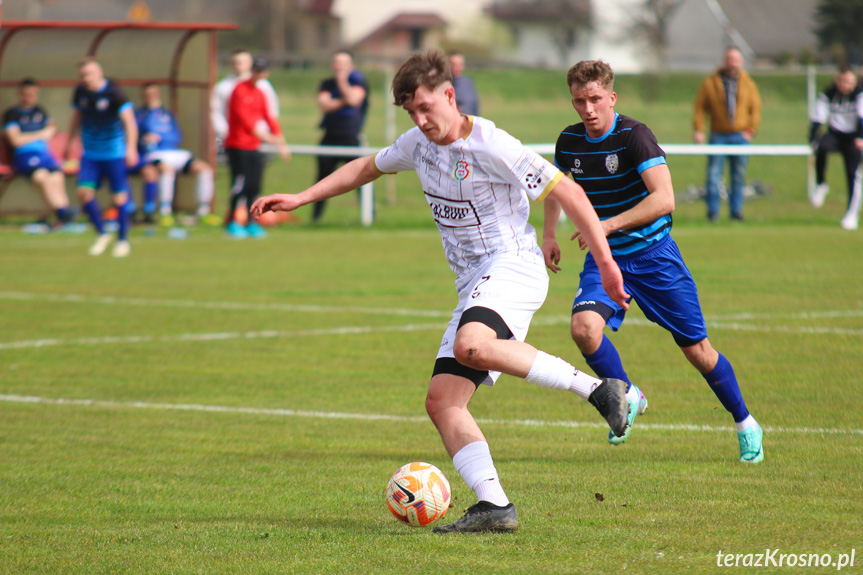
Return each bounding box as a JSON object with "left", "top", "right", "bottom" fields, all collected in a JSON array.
[
  {"left": 0, "top": 291, "right": 451, "bottom": 318},
  {"left": 0, "top": 323, "right": 445, "bottom": 351},
  {"left": 0, "top": 291, "right": 861, "bottom": 351},
  {"left": 3, "top": 290, "right": 862, "bottom": 322},
  {"left": 1, "top": 394, "right": 860, "bottom": 436},
  {"left": 3, "top": 317, "right": 861, "bottom": 351}
]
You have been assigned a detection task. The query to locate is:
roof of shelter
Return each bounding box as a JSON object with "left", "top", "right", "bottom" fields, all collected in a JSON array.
[
  {"left": 487, "top": 0, "right": 591, "bottom": 23},
  {"left": 305, "top": 0, "right": 338, "bottom": 15},
  {"left": 353, "top": 12, "right": 448, "bottom": 46}
]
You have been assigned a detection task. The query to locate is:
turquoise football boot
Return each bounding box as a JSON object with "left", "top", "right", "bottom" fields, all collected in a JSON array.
[
  {"left": 738, "top": 422, "right": 764, "bottom": 463},
  {"left": 607, "top": 384, "right": 643, "bottom": 445}
]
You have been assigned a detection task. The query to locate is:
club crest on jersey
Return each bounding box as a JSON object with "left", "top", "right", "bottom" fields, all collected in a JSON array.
[
  {"left": 454, "top": 159, "right": 470, "bottom": 181},
  {"left": 605, "top": 153, "right": 619, "bottom": 174},
  {"left": 96, "top": 98, "right": 110, "bottom": 111}
]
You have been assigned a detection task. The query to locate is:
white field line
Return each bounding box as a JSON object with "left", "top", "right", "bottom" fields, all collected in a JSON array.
[
  {"left": 0, "top": 323, "right": 446, "bottom": 351},
  {"left": 1, "top": 394, "right": 861, "bottom": 436},
  {"left": 0, "top": 291, "right": 451, "bottom": 318},
  {"left": 3, "top": 317, "right": 861, "bottom": 351},
  {"left": 3, "top": 290, "right": 863, "bottom": 322},
  {"left": 0, "top": 291, "right": 861, "bottom": 351}
]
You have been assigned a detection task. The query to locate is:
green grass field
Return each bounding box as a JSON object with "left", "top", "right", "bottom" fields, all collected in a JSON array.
[{"left": 1, "top": 68, "right": 862, "bottom": 574}]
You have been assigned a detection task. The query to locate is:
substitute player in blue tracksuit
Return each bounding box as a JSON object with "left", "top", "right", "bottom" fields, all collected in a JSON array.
[
  {"left": 542, "top": 60, "right": 763, "bottom": 462},
  {"left": 65, "top": 58, "right": 138, "bottom": 257},
  {"left": 134, "top": 83, "right": 215, "bottom": 225}
]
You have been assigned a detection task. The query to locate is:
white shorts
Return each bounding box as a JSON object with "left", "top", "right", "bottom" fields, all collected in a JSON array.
[
  {"left": 144, "top": 149, "right": 194, "bottom": 172},
  {"left": 436, "top": 254, "right": 549, "bottom": 386}
]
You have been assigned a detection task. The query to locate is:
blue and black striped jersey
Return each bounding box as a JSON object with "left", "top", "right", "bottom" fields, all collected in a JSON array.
[
  {"left": 554, "top": 113, "right": 671, "bottom": 256},
  {"left": 3, "top": 105, "right": 52, "bottom": 155},
  {"left": 72, "top": 80, "right": 132, "bottom": 161}
]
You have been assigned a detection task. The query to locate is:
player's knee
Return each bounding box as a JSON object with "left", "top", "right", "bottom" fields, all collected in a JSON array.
[
  {"left": 452, "top": 327, "right": 495, "bottom": 369},
  {"left": 452, "top": 339, "right": 484, "bottom": 369},
  {"left": 76, "top": 187, "right": 94, "bottom": 203},
  {"left": 570, "top": 317, "right": 601, "bottom": 351},
  {"left": 681, "top": 339, "right": 718, "bottom": 373},
  {"left": 424, "top": 381, "right": 455, "bottom": 423},
  {"left": 424, "top": 390, "right": 442, "bottom": 421}
]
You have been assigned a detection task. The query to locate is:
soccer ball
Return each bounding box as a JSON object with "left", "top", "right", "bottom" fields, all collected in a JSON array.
[{"left": 385, "top": 462, "right": 451, "bottom": 527}]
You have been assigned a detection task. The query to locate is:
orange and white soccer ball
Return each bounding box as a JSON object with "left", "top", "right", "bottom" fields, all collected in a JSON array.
[{"left": 385, "top": 462, "right": 451, "bottom": 527}]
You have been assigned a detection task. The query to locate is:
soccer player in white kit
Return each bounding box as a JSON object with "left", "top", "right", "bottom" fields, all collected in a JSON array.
[{"left": 251, "top": 50, "right": 631, "bottom": 533}]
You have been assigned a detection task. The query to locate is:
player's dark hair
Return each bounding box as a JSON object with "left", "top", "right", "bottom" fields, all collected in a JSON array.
[
  {"left": 19, "top": 77, "right": 38, "bottom": 88},
  {"left": 837, "top": 65, "right": 855, "bottom": 76},
  {"left": 566, "top": 60, "right": 614, "bottom": 91},
  {"left": 392, "top": 49, "right": 452, "bottom": 106}
]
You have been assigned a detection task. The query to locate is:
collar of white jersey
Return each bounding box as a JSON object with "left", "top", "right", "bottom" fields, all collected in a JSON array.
[{"left": 461, "top": 114, "right": 474, "bottom": 141}]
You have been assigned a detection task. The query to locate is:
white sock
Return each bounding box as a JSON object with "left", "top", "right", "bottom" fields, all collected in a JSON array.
[
  {"left": 158, "top": 172, "right": 175, "bottom": 210},
  {"left": 526, "top": 350, "right": 601, "bottom": 400},
  {"left": 452, "top": 441, "right": 509, "bottom": 507},
  {"left": 735, "top": 414, "right": 758, "bottom": 433},
  {"left": 626, "top": 385, "right": 639, "bottom": 403},
  {"left": 196, "top": 169, "right": 214, "bottom": 215}
]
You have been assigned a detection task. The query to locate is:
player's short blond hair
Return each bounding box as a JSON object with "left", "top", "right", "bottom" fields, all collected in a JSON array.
[
  {"left": 566, "top": 60, "right": 614, "bottom": 91},
  {"left": 391, "top": 49, "right": 452, "bottom": 106}
]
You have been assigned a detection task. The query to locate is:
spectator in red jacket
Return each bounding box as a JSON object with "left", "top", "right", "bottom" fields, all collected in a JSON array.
[{"left": 224, "top": 57, "right": 290, "bottom": 238}]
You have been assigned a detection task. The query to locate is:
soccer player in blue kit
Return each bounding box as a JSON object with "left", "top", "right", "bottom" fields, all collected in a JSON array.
[
  {"left": 2, "top": 78, "right": 75, "bottom": 228},
  {"left": 542, "top": 60, "right": 763, "bottom": 463},
  {"left": 135, "top": 83, "right": 215, "bottom": 225},
  {"left": 64, "top": 58, "right": 138, "bottom": 257}
]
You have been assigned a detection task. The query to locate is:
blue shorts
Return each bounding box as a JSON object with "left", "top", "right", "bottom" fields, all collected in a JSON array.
[
  {"left": 573, "top": 235, "right": 708, "bottom": 347},
  {"left": 13, "top": 150, "right": 60, "bottom": 176},
  {"left": 77, "top": 157, "right": 129, "bottom": 194}
]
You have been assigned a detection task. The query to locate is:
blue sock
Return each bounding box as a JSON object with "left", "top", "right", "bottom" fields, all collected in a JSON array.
[
  {"left": 56, "top": 207, "right": 69, "bottom": 223},
  {"left": 143, "top": 181, "right": 157, "bottom": 214},
  {"left": 116, "top": 202, "right": 130, "bottom": 241},
  {"left": 82, "top": 199, "right": 104, "bottom": 234},
  {"left": 583, "top": 334, "right": 631, "bottom": 390},
  {"left": 703, "top": 352, "right": 749, "bottom": 423}
]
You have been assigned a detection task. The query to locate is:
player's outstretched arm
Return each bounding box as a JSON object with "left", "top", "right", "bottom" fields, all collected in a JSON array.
[
  {"left": 251, "top": 154, "right": 381, "bottom": 219},
  {"left": 541, "top": 196, "right": 563, "bottom": 273},
  {"left": 548, "top": 176, "right": 630, "bottom": 310}
]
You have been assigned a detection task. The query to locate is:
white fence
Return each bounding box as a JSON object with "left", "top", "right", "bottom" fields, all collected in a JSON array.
[{"left": 280, "top": 143, "right": 813, "bottom": 226}]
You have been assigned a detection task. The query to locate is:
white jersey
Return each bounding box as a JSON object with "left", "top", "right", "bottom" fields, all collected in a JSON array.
[
  {"left": 210, "top": 73, "right": 279, "bottom": 139},
  {"left": 374, "top": 116, "right": 563, "bottom": 289}
]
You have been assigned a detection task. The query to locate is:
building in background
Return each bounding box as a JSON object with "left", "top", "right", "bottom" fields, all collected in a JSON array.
[
  {"left": 666, "top": 0, "right": 820, "bottom": 70},
  {"left": 350, "top": 13, "right": 448, "bottom": 62},
  {"left": 6, "top": 0, "right": 823, "bottom": 71}
]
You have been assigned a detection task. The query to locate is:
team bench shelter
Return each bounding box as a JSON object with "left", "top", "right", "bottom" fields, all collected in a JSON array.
[{"left": 0, "top": 19, "right": 235, "bottom": 217}]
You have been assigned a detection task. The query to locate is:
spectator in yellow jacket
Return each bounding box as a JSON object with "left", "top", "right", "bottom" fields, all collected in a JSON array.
[{"left": 693, "top": 47, "right": 762, "bottom": 222}]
